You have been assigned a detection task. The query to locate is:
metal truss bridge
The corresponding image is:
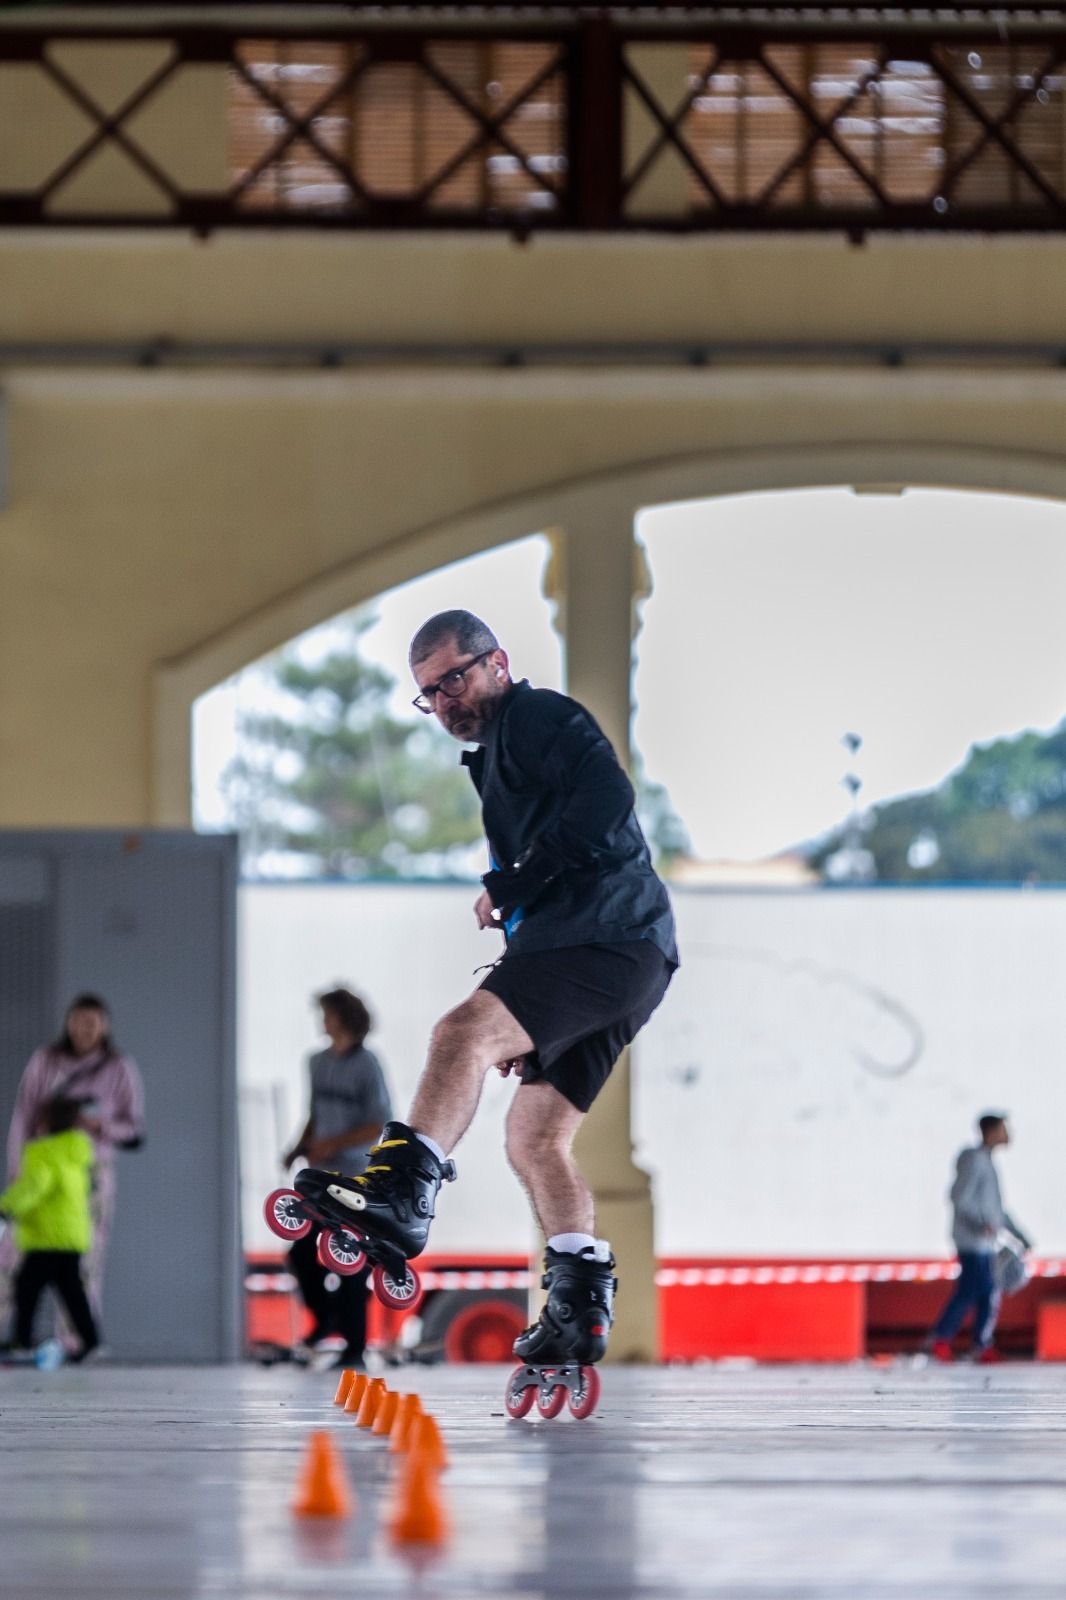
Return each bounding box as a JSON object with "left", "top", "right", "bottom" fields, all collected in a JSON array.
[{"left": 4, "top": 4, "right": 1066, "bottom": 233}]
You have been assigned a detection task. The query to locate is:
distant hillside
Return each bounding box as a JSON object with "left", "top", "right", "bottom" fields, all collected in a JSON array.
[{"left": 805, "top": 720, "right": 1066, "bottom": 884}]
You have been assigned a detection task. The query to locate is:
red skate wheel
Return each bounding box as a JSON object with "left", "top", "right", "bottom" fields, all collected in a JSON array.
[
  {"left": 371, "top": 1261, "right": 423, "bottom": 1314},
  {"left": 263, "top": 1188, "right": 311, "bottom": 1242},
  {"left": 536, "top": 1381, "right": 566, "bottom": 1419},
  {"left": 504, "top": 1367, "right": 536, "bottom": 1419},
  {"left": 317, "top": 1228, "right": 367, "bottom": 1275},
  {"left": 568, "top": 1365, "right": 601, "bottom": 1420}
]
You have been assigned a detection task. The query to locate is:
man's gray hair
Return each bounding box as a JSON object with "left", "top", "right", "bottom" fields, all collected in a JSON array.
[{"left": 409, "top": 609, "right": 499, "bottom": 667}]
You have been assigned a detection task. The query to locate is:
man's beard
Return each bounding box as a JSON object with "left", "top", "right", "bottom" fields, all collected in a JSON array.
[
  {"left": 441, "top": 689, "right": 502, "bottom": 743},
  {"left": 442, "top": 708, "right": 481, "bottom": 741}
]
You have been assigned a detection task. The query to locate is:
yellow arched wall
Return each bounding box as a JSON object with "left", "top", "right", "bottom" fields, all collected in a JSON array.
[
  {"left": 7, "top": 225, "right": 1066, "bottom": 830},
  {"left": 155, "top": 431, "right": 1066, "bottom": 822},
  {"left": 6, "top": 361, "right": 1066, "bottom": 830}
]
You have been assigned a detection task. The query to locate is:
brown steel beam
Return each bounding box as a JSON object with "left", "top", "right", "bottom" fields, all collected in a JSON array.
[
  {"left": 6, "top": 11, "right": 1066, "bottom": 45},
  {"left": 569, "top": 16, "right": 623, "bottom": 228}
]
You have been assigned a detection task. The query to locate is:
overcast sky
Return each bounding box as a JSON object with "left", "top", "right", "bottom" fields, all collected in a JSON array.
[{"left": 195, "top": 486, "right": 1066, "bottom": 862}]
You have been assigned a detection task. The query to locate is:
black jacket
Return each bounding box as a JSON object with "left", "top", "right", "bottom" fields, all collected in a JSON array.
[{"left": 461, "top": 680, "right": 678, "bottom": 962}]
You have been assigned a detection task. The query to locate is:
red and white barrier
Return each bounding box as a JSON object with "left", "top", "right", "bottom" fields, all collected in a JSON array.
[
  {"left": 247, "top": 1268, "right": 532, "bottom": 1295},
  {"left": 248, "top": 1257, "right": 1066, "bottom": 1297},
  {"left": 655, "top": 1258, "right": 1066, "bottom": 1288}
]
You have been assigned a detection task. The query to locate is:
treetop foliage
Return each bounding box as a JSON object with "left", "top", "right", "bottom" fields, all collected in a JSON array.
[{"left": 807, "top": 718, "right": 1066, "bottom": 884}]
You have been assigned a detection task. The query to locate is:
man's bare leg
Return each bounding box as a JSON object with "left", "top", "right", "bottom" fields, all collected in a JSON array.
[
  {"left": 506, "top": 1080, "right": 616, "bottom": 1377},
  {"left": 504, "top": 1080, "right": 593, "bottom": 1237},
  {"left": 407, "top": 989, "right": 534, "bottom": 1155}
]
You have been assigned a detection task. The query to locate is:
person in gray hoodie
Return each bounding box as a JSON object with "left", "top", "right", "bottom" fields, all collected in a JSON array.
[{"left": 930, "top": 1112, "right": 1030, "bottom": 1364}]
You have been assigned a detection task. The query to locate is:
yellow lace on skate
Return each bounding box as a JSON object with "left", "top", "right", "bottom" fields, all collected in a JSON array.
[{"left": 348, "top": 1137, "right": 409, "bottom": 1184}]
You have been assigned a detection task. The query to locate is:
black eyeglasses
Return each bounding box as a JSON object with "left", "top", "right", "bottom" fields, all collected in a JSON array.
[{"left": 412, "top": 651, "right": 493, "bottom": 713}]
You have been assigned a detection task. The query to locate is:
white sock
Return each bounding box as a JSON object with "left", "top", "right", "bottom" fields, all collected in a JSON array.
[
  {"left": 413, "top": 1131, "right": 446, "bottom": 1164},
  {"left": 548, "top": 1232, "right": 596, "bottom": 1256},
  {"left": 592, "top": 1238, "right": 613, "bottom": 1263}
]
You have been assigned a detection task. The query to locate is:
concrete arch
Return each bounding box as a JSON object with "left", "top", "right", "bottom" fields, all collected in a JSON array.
[{"left": 153, "top": 436, "right": 1066, "bottom": 823}]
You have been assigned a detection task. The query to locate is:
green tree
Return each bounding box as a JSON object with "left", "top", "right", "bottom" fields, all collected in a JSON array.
[
  {"left": 223, "top": 614, "right": 482, "bottom": 878},
  {"left": 806, "top": 719, "right": 1066, "bottom": 884}
]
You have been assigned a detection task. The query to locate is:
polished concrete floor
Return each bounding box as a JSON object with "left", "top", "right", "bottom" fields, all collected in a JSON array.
[{"left": 3, "top": 1360, "right": 1065, "bottom": 1599}]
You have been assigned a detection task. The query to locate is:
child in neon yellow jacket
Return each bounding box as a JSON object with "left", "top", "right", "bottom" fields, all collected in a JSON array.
[{"left": 0, "top": 1097, "right": 99, "bottom": 1359}]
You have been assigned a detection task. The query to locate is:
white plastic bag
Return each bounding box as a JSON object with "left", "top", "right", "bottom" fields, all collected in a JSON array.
[{"left": 995, "top": 1237, "right": 1030, "bottom": 1296}]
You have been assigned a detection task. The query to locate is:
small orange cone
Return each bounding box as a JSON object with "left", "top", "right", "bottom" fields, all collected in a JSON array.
[
  {"left": 388, "top": 1392, "right": 424, "bottom": 1453},
  {"left": 356, "top": 1375, "right": 388, "bottom": 1428},
  {"left": 372, "top": 1389, "right": 401, "bottom": 1437},
  {"left": 410, "top": 1412, "right": 449, "bottom": 1470},
  {"left": 343, "top": 1373, "right": 370, "bottom": 1415},
  {"left": 292, "top": 1430, "right": 354, "bottom": 1519},
  {"left": 388, "top": 1449, "right": 449, "bottom": 1546},
  {"left": 333, "top": 1369, "right": 358, "bottom": 1407}
]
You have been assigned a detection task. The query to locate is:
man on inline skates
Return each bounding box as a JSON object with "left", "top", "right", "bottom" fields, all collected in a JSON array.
[{"left": 296, "top": 609, "right": 677, "bottom": 1393}]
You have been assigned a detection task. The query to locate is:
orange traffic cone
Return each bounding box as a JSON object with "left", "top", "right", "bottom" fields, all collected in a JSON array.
[
  {"left": 292, "top": 1430, "right": 354, "bottom": 1519},
  {"left": 388, "top": 1448, "right": 449, "bottom": 1546},
  {"left": 409, "top": 1412, "right": 449, "bottom": 1470},
  {"left": 372, "top": 1389, "right": 401, "bottom": 1437},
  {"left": 388, "top": 1391, "right": 423, "bottom": 1453},
  {"left": 333, "top": 1369, "right": 358, "bottom": 1407},
  {"left": 356, "top": 1376, "right": 388, "bottom": 1428},
  {"left": 343, "top": 1373, "right": 370, "bottom": 1415}
]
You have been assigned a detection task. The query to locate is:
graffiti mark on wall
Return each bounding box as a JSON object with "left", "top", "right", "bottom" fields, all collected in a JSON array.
[{"left": 686, "top": 944, "right": 925, "bottom": 1080}]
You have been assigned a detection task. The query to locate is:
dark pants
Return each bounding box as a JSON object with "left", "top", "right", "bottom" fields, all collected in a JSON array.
[
  {"left": 14, "top": 1250, "right": 99, "bottom": 1355},
  {"left": 289, "top": 1233, "right": 369, "bottom": 1360},
  {"left": 932, "top": 1251, "right": 1000, "bottom": 1350}
]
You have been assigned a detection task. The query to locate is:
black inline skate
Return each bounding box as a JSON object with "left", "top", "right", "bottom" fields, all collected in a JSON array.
[
  {"left": 263, "top": 1122, "right": 456, "bottom": 1313},
  {"left": 505, "top": 1246, "right": 616, "bottom": 1421}
]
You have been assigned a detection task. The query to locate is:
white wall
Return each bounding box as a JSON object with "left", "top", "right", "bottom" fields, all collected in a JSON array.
[
  {"left": 638, "top": 887, "right": 1066, "bottom": 1258},
  {"left": 240, "top": 883, "right": 1066, "bottom": 1259}
]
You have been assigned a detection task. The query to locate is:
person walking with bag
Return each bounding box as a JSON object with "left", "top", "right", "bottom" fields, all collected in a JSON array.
[{"left": 929, "top": 1112, "right": 1030, "bottom": 1364}]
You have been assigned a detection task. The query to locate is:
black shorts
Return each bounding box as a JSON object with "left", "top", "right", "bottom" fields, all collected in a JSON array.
[{"left": 478, "top": 940, "right": 674, "bottom": 1113}]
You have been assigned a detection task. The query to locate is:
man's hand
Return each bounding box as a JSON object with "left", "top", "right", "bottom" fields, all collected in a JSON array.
[
  {"left": 495, "top": 1056, "right": 527, "bottom": 1078},
  {"left": 474, "top": 889, "right": 500, "bottom": 930}
]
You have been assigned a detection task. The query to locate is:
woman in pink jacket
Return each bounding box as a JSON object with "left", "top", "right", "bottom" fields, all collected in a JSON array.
[{"left": 6, "top": 993, "right": 145, "bottom": 1325}]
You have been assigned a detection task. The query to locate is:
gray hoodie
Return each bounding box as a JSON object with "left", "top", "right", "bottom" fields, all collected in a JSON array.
[{"left": 949, "top": 1145, "right": 1028, "bottom": 1254}]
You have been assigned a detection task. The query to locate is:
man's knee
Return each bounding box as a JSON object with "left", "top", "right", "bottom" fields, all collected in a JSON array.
[
  {"left": 429, "top": 997, "right": 487, "bottom": 1057},
  {"left": 505, "top": 1122, "right": 545, "bottom": 1181},
  {"left": 506, "top": 1104, "right": 572, "bottom": 1177},
  {"left": 431, "top": 991, "right": 522, "bottom": 1062}
]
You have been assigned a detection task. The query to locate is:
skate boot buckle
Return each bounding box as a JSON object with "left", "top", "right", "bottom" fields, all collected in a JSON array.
[{"left": 327, "top": 1183, "right": 367, "bottom": 1212}]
